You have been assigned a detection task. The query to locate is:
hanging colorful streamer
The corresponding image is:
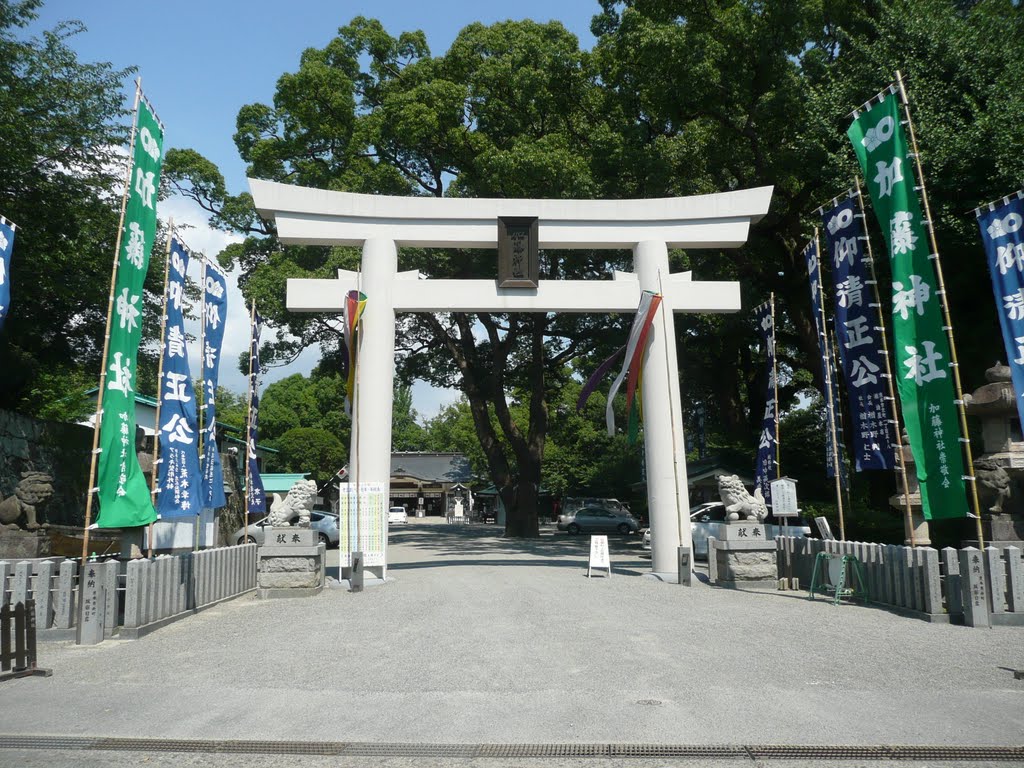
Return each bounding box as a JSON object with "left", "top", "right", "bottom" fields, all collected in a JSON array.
[
  {"left": 577, "top": 291, "right": 662, "bottom": 443},
  {"left": 343, "top": 290, "right": 367, "bottom": 416}
]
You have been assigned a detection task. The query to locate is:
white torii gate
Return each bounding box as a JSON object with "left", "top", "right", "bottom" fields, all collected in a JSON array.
[{"left": 249, "top": 178, "right": 773, "bottom": 579}]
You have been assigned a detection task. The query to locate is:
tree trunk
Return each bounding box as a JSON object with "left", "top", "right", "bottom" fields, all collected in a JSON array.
[{"left": 504, "top": 474, "right": 540, "bottom": 537}]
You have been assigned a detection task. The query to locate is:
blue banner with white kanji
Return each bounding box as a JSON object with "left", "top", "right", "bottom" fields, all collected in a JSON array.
[
  {"left": 246, "top": 308, "right": 266, "bottom": 514},
  {"left": 977, "top": 194, "right": 1024, "bottom": 429},
  {"left": 822, "top": 197, "right": 896, "bottom": 472},
  {"left": 0, "top": 217, "right": 15, "bottom": 331},
  {"left": 804, "top": 239, "right": 848, "bottom": 489},
  {"left": 753, "top": 300, "right": 777, "bottom": 503},
  {"left": 200, "top": 261, "right": 228, "bottom": 510},
  {"left": 156, "top": 239, "right": 203, "bottom": 518}
]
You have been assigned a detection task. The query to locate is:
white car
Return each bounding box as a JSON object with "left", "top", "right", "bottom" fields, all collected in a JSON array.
[
  {"left": 388, "top": 506, "right": 408, "bottom": 525},
  {"left": 641, "top": 502, "right": 811, "bottom": 558}
]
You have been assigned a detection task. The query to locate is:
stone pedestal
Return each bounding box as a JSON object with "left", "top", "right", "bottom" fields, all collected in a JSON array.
[
  {"left": 888, "top": 435, "right": 932, "bottom": 547},
  {"left": 985, "top": 514, "right": 1024, "bottom": 543},
  {"left": 708, "top": 525, "right": 777, "bottom": 589},
  {"left": 0, "top": 529, "right": 51, "bottom": 559},
  {"left": 963, "top": 363, "right": 1024, "bottom": 547},
  {"left": 257, "top": 528, "right": 325, "bottom": 599}
]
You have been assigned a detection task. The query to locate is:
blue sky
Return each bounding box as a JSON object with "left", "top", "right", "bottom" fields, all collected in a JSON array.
[
  {"left": 33, "top": 0, "right": 600, "bottom": 193},
  {"left": 30, "top": 0, "right": 602, "bottom": 415}
]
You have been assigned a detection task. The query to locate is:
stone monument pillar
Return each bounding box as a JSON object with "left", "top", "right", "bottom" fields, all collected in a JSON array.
[
  {"left": 964, "top": 363, "right": 1024, "bottom": 546},
  {"left": 888, "top": 430, "right": 931, "bottom": 547}
]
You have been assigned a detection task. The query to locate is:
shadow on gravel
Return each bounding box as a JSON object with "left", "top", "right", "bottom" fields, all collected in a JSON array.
[{"left": 386, "top": 522, "right": 652, "bottom": 574}]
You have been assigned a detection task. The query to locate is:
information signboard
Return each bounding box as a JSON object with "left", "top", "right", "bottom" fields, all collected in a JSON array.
[
  {"left": 338, "top": 482, "right": 387, "bottom": 567},
  {"left": 770, "top": 477, "right": 799, "bottom": 517}
]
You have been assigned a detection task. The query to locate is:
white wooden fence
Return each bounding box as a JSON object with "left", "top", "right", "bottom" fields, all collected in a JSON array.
[
  {"left": 0, "top": 544, "right": 257, "bottom": 642},
  {"left": 776, "top": 537, "right": 1024, "bottom": 627}
]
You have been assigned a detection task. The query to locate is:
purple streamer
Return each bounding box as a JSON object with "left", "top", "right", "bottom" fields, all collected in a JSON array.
[{"left": 577, "top": 346, "right": 626, "bottom": 412}]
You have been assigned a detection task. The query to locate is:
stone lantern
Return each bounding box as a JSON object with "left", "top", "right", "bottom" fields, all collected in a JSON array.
[{"left": 963, "top": 363, "right": 1023, "bottom": 545}]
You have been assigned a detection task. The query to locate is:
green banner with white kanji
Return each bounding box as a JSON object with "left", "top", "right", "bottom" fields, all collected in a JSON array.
[
  {"left": 848, "top": 95, "right": 966, "bottom": 520},
  {"left": 96, "top": 97, "right": 163, "bottom": 528}
]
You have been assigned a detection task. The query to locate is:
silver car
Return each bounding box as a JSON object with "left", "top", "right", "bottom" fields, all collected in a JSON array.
[
  {"left": 557, "top": 506, "right": 641, "bottom": 535},
  {"left": 232, "top": 511, "right": 340, "bottom": 548}
]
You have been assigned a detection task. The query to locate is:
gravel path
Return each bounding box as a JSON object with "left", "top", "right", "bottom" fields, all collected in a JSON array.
[{"left": 1, "top": 520, "right": 1021, "bottom": 766}]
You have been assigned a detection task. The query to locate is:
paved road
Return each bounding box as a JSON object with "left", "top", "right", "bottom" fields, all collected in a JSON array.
[{"left": 1, "top": 520, "right": 1021, "bottom": 767}]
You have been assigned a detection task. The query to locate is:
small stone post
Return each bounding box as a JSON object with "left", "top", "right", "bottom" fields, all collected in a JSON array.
[{"left": 959, "top": 547, "right": 991, "bottom": 628}]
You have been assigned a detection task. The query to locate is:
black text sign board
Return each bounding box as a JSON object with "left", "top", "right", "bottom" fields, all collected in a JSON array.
[
  {"left": 769, "top": 477, "right": 799, "bottom": 517},
  {"left": 588, "top": 535, "right": 611, "bottom": 578}
]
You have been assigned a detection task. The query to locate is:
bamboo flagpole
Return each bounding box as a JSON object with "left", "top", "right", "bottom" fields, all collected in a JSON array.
[
  {"left": 147, "top": 222, "right": 174, "bottom": 558},
  {"left": 81, "top": 79, "right": 143, "bottom": 566},
  {"left": 853, "top": 179, "right": 917, "bottom": 546},
  {"left": 814, "top": 228, "right": 847, "bottom": 539},
  {"left": 894, "top": 70, "right": 984, "bottom": 547},
  {"left": 244, "top": 300, "right": 256, "bottom": 540},
  {"left": 195, "top": 257, "right": 207, "bottom": 554}
]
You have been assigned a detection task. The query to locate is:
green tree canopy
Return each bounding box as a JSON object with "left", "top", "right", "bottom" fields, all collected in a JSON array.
[
  {"left": 164, "top": 1, "right": 1024, "bottom": 540},
  {"left": 0, "top": 1, "right": 166, "bottom": 416},
  {"left": 274, "top": 427, "right": 345, "bottom": 482}
]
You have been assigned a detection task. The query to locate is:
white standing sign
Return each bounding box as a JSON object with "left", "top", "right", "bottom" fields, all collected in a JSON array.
[
  {"left": 587, "top": 535, "right": 611, "bottom": 578},
  {"left": 769, "top": 477, "right": 799, "bottom": 517}
]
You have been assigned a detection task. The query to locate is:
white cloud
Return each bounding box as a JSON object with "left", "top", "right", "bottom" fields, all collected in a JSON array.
[{"left": 159, "top": 195, "right": 318, "bottom": 396}]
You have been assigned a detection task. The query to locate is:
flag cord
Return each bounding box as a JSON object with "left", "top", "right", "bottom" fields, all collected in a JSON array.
[
  {"left": 816, "top": 228, "right": 847, "bottom": 540},
  {"left": 896, "top": 70, "right": 984, "bottom": 548},
  {"left": 855, "top": 179, "right": 916, "bottom": 547},
  {"left": 147, "top": 222, "right": 174, "bottom": 558},
  {"left": 81, "top": 78, "right": 142, "bottom": 567}
]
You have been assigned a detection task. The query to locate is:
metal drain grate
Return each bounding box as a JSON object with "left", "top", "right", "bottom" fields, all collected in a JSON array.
[
  {"left": 1, "top": 735, "right": 1022, "bottom": 761},
  {"left": 342, "top": 744, "right": 476, "bottom": 757}
]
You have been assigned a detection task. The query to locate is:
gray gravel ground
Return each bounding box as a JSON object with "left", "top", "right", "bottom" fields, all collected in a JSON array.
[{"left": 0, "top": 520, "right": 1021, "bottom": 767}]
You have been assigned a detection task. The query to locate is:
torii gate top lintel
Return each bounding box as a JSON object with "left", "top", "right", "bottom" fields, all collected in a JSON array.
[{"left": 249, "top": 178, "right": 773, "bottom": 249}]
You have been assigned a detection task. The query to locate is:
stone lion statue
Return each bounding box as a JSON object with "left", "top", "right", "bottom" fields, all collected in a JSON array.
[
  {"left": 266, "top": 479, "right": 317, "bottom": 527},
  {"left": 974, "top": 457, "right": 1012, "bottom": 515},
  {"left": 0, "top": 471, "right": 54, "bottom": 530},
  {"left": 717, "top": 474, "right": 768, "bottom": 522}
]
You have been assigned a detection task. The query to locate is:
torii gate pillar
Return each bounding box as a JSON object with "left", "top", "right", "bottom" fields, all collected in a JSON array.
[
  {"left": 350, "top": 238, "right": 399, "bottom": 490},
  {"left": 251, "top": 179, "right": 773, "bottom": 580},
  {"left": 634, "top": 240, "right": 690, "bottom": 577}
]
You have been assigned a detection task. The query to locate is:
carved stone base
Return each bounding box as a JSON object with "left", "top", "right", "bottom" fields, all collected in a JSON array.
[
  {"left": 904, "top": 510, "right": 931, "bottom": 547},
  {"left": 0, "top": 529, "right": 51, "bottom": 559},
  {"left": 984, "top": 513, "right": 1024, "bottom": 544},
  {"left": 888, "top": 494, "right": 931, "bottom": 547},
  {"left": 257, "top": 529, "right": 325, "bottom": 598},
  {"left": 708, "top": 536, "right": 778, "bottom": 589}
]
